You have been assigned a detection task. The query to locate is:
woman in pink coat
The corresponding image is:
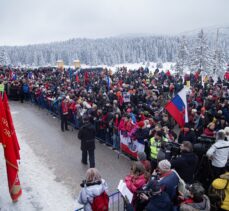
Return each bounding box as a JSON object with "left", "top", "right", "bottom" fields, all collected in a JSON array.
[{"left": 125, "top": 161, "right": 149, "bottom": 207}]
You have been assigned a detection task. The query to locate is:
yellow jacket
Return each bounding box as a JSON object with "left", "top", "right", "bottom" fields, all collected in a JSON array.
[{"left": 212, "top": 172, "right": 229, "bottom": 210}]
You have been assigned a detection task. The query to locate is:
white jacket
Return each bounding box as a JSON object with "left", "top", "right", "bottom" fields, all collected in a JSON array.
[
  {"left": 207, "top": 139, "right": 229, "bottom": 167},
  {"left": 78, "top": 179, "right": 108, "bottom": 211}
]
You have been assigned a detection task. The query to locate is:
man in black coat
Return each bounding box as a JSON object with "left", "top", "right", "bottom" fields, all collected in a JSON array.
[
  {"left": 78, "top": 115, "right": 96, "bottom": 168},
  {"left": 171, "top": 141, "right": 198, "bottom": 184},
  {"left": 178, "top": 123, "right": 196, "bottom": 144}
]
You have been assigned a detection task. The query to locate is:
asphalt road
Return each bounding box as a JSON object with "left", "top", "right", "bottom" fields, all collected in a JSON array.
[{"left": 10, "top": 101, "right": 131, "bottom": 197}]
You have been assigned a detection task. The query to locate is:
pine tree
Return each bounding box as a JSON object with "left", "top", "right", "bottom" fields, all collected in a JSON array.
[
  {"left": 156, "top": 59, "right": 163, "bottom": 69},
  {"left": 0, "top": 49, "right": 11, "bottom": 65},
  {"left": 212, "top": 29, "right": 226, "bottom": 77},
  {"left": 175, "top": 36, "right": 189, "bottom": 74},
  {"left": 50, "top": 52, "right": 56, "bottom": 66},
  {"left": 189, "top": 29, "right": 213, "bottom": 73}
]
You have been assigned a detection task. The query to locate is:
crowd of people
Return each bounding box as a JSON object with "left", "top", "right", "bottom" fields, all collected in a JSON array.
[{"left": 1, "top": 64, "right": 229, "bottom": 210}]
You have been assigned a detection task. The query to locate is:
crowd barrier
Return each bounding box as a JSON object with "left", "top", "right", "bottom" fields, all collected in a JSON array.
[
  {"left": 7, "top": 88, "right": 128, "bottom": 210},
  {"left": 16, "top": 90, "right": 144, "bottom": 160},
  {"left": 75, "top": 191, "right": 125, "bottom": 211},
  {"left": 6, "top": 83, "right": 154, "bottom": 161}
]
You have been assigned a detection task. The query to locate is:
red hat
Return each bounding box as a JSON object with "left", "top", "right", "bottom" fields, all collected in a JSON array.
[{"left": 138, "top": 121, "right": 145, "bottom": 128}]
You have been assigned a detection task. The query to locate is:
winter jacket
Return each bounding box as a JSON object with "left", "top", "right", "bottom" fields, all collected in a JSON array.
[
  {"left": 61, "top": 100, "right": 69, "bottom": 115},
  {"left": 145, "top": 191, "right": 173, "bottom": 211},
  {"left": 126, "top": 191, "right": 173, "bottom": 211},
  {"left": 135, "top": 128, "right": 149, "bottom": 142},
  {"left": 159, "top": 170, "right": 179, "bottom": 200},
  {"left": 180, "top": 195, "right": 211, "bottom": 211},
  {"left": 203, "top": 128, "right": 215, "bottom": 137},
  {"left": 206, "top": 139, "right": 229, "bottom": 168},
  {"left": 118, "top": 119, "right": 127, "bottom": 133},
  {"left": 178, "top": 129, "right": 196, "bottom": 144},
  {"left": 125, "top": 174, "right": 147, "bottom": 194},
  {"left": 224, "top": 72, "right": 229, "bottom": 81},
  {"left": 212, "top": 172, "right": 229, "bottom": 210},
  {"left": 171, "top": 152, "right": 198, "bottom": 184},
  {"left": 78, "top": 179, "right": 108, "bottom": 211},
  {"left": 78, "top": 123, "right": 96, "bottom": 151},
  {"left": 125, "top": 173, "right": 148, "bottom": 206}
]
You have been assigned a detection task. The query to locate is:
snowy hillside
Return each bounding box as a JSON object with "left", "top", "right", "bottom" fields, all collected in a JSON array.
[{"left": 0, "top": 26, "right": 228, "bottom": 67}]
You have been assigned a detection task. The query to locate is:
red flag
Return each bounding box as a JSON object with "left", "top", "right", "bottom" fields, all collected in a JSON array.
[
  {"left": 3, "top": 92, "right": 20, "bottom": 160},
  {"left": 84, "top": 71, "right": 89, "bottom": 85},
  {"left": 75, "top": 74, "right": 79, "bottom": 83},
  {"left": 0, "top": 96, "right": 22, "bottom": 201}
]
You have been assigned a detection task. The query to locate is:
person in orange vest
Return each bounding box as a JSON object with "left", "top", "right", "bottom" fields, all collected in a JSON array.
[{"left": 60, "top": 96, "right": 69, "bottom": 132}]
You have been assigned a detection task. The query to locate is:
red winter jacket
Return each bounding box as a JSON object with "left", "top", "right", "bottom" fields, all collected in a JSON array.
[
  {"left": 224, "top": 72, "right": 229, "bottom": 80},
  {"left": 61, "top": 101, "right": 69, "bottom": 115},
  {"left": 125, "top": 174, "right": 147, "bottom": 194},
  {"left": 203, "top": 128, "right": 215, "bottom": 137}
]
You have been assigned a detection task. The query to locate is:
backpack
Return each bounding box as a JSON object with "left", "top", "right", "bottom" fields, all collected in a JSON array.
[{"left": 91, "top": 191, "right": 109, "bottom": 211}]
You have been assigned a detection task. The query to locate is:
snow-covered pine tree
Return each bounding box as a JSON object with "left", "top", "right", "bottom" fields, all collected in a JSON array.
[
  {"left": 156, "top": 59, "right": 163, "bottom": 69},
  {"left": 212, "top": 29, "right": 226, "bottom": 77},
  {"left": 0, "top": 49, "right": 11, "bottom": 65},
  {"left": 189, "top": 29, "right": 213, "bottom": 74},
  {"left": 175, "top": 36, "right": 189, "bottom": 75}
]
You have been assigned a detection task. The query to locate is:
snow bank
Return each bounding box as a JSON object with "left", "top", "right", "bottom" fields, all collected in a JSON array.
[{"left": 0, "top": 131, "right": 79, "bottom": 211}]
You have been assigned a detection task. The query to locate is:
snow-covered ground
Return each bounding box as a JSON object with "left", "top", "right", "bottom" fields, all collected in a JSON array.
[
  {"left": 0, "top": 130, "right": 80, "bottom": 211},
  {"left": 112, "top": 62, "right": 175, "bottom": 72},
  {"left": 48, "top": 62, "right": 175, "bottom": 73}
]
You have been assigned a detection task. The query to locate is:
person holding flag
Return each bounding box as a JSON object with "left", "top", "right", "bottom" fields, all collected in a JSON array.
[{"left": 165, "top": 87, "right": 189, "bottom": 128}]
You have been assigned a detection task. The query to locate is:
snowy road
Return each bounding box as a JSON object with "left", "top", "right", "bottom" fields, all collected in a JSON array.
[{"left": 0, "top": 101, "right": 131, "bottom": 211}]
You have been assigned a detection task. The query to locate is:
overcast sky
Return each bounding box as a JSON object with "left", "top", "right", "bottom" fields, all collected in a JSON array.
[{"left": 0, "top": 0, "right": 229, "bottom": 46}]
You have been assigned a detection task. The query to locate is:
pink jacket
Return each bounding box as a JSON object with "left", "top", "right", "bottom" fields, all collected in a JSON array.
[{"left": 125, "top": 174, "right": 147, "bottom": 194}]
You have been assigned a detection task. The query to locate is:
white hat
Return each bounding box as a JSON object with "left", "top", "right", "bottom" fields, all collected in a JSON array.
[{"left": 158, "top": 160, "right": 171, "bottom": 172}]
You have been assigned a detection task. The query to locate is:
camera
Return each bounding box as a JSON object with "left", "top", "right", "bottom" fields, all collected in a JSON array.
[
  {"left": 164, "top": 142, "right": 181, "bottom": 159},
  {"left": 193, "top": 135, "right": 215, "bottom": 156},
  {"left": 136, "top": 189, "right": 152, "bottom": 199}
]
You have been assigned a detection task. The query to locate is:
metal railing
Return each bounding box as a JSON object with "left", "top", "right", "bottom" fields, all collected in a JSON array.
[{"left": 75, "top": 190, "right": 125, "bottom": 211}]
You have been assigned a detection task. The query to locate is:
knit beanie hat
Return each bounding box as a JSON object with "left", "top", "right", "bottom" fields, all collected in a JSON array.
[{"left": 158, "top": 159, "right": 171, "bottom": 172}]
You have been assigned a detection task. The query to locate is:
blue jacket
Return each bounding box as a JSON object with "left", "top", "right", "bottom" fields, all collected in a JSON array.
[
  {"left": 145, "top": 192, "right": 173, "bottom": 211},
  {"left": 126, "top": 191, "right": 173, "bottom": 211},
  {"left": 159, "top": 171, "right": 179, "bottom": 200}
]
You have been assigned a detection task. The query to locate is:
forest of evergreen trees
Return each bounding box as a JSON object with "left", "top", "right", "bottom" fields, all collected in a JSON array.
[{"left": 0, "top": 27, "right": 228, "bottom": 75}]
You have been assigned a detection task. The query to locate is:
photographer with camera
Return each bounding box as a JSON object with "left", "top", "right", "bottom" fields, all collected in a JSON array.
[
  {"left": 155, "top": 159, "right": 179, "bottom": 201},
  {"left": 171, "top": 141, "right": 198, "bottom": 184},
  {"left": 207, "top": 129, "right": 229, "bottom": 179},
  {"left": 125, "top": 179, "right": 173, "bottom": 211}
]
